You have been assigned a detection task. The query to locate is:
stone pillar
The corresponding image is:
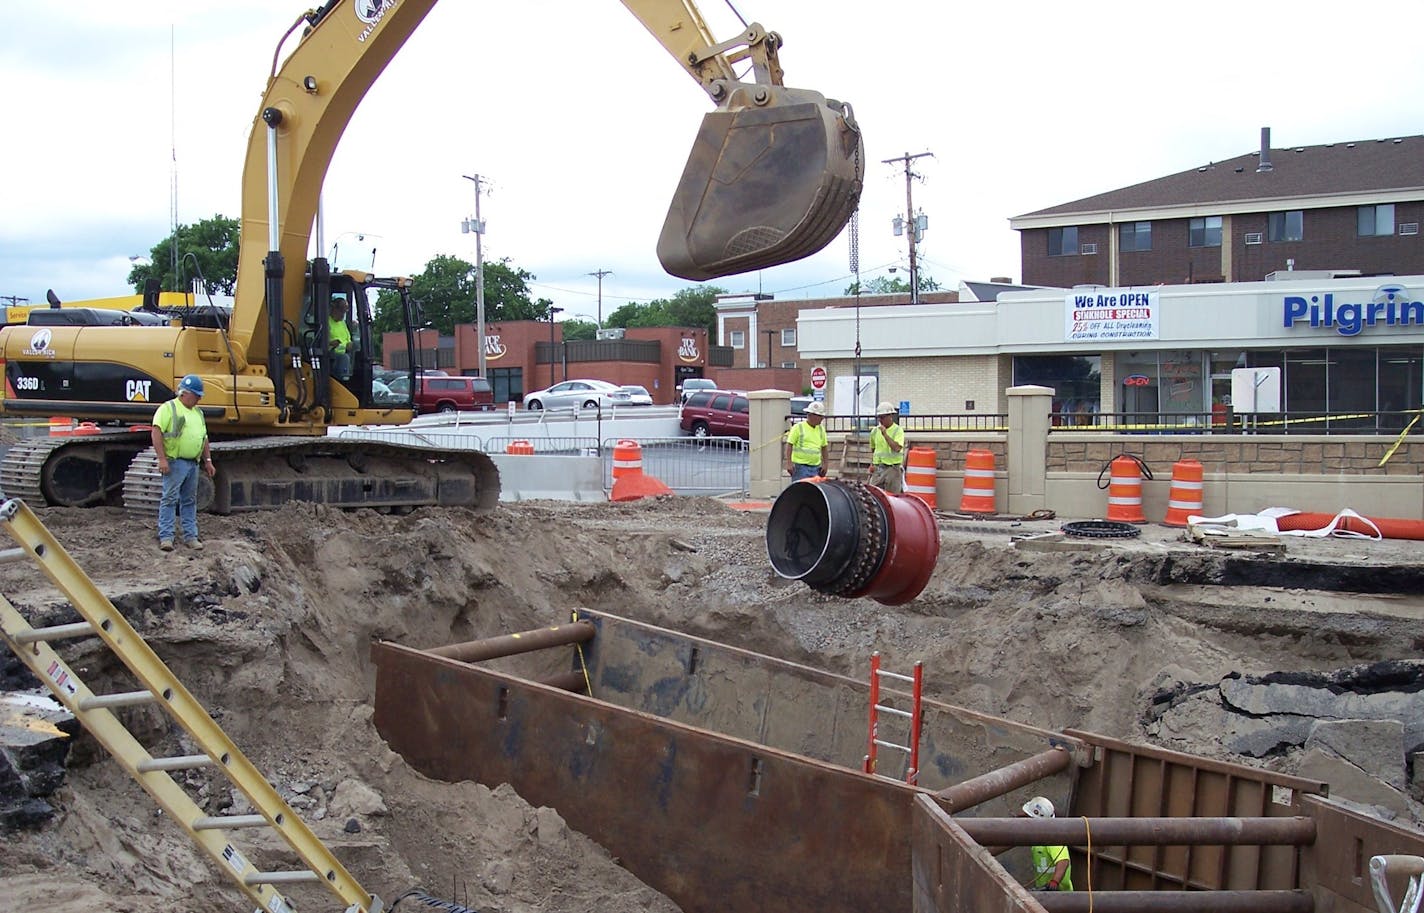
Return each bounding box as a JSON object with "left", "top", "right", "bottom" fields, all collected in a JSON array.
[
  {"left": 749, "top": 389, "right": 791, "bottom": 499},
  {"left": 1007, "top": 385, "right": 1054, "bottom": 514}
]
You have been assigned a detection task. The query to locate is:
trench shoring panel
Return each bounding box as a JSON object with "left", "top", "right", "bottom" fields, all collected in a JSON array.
[
  {"left": 1299, "top": 794, "right": 1424, "bottom": 913},
  {"left": 1066, "top": 729, "right": 1327, "bottom": 892},
  {"left": 912, "top": 794, "right": 1046, "bottom": 913},
  {"left": 574, "top": 609, "right": 1077, "bottom": 799},
  {"left": 372, "top": 639, "right": 918, "bottom": 913}
]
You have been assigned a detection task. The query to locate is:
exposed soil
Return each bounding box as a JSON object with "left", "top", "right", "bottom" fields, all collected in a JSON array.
[{"left": 2, "top": 497, "right": 1423, "bottom": 911}]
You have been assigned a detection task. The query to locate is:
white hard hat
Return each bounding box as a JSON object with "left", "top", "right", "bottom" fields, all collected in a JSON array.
[
  {"left": 1022, "top": 796, "right": 1056, "bottom": 819},
  {"left": 804, "top": 401, "right": 826, "bottom": 416},
  {"left": 876, "top": 401, "right": 897, "bottom": 416}
]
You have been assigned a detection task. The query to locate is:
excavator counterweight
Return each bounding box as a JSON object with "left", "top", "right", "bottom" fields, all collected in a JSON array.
[{"left": 659, "top": 87, "right": 863, "bottom": 281}]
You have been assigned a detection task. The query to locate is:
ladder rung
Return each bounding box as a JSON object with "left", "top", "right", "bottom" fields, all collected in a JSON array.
[
  {"left": 875, "top": 669, "right": 915, "bottom": 683},
  {"left": 871, "top": 772, "right": 905, "bottom": 782},
  {"left": 193, "top": 814, "right": 269, "bottom": 830},
  {"left": 138, "top": 754, "right": 214, "bottom": 773},
  {"left": 245, "top": 870, "right": 322, "bottom": 886},
  {"left": 873, "top": 738, "right": 910, "bottom": 752},
  {"left": 11, "top": 621, "right": 97, "bottom": 644},
  {"left": 78, "top": 690, "right": 157, "bottom": 710},
  {"left": 0, "top": 547, "right": 28, "bottom": 564},
  {"left": 874, "top": 704, "right": 913, "bottom": 718}
]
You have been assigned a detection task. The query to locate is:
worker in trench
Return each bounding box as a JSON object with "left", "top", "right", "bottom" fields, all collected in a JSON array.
[{"left": 1020, "top": 796, "right": 1073, "bottom": 892}]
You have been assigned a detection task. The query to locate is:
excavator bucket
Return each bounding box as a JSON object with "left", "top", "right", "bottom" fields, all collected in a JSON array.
[{"left": 658, "top": 86, "right": 863, "bottom": 281}]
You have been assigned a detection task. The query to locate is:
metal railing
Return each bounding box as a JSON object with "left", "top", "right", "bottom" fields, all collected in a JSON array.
[
  {"left": 813, "top": 413, "right": 1008, "bottom": 434},
  {"left": 601, "top": 436, "right": 748, "bottom": 495},
  {"left": 1049, "top": 410, "right": 1424, "bottom": 435}
]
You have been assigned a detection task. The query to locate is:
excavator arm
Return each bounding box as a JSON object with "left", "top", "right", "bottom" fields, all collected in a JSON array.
[{"left": 231, "top": 0, "right": 863, "bottom": 389}]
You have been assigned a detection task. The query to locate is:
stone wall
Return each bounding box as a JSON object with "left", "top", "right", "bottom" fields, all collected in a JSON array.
[{"left": 1047, "top": 435, "right": 1424, "bottom": 476}]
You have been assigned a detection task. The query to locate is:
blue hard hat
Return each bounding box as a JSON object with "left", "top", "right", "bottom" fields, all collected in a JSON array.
[{"left": 178, "top": 374, "right": 205, "bottom": 397}]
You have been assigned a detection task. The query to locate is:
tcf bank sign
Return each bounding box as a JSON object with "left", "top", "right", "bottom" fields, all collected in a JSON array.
[{"left": 1063, "top": 289, "right": 1160, "bottom": 342}]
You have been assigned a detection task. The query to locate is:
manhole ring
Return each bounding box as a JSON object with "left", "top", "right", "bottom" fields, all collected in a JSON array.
[{"left": 1061, "top": 520, "right": 1142, "bottom": 539}]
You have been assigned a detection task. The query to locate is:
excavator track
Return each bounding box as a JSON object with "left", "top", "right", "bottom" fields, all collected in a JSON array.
[
  {"left": 0, "top": 432, "right": 150, "bottom": 507},
  {"left": 123, "top": 436, "right": 500, "bottom": 515}
]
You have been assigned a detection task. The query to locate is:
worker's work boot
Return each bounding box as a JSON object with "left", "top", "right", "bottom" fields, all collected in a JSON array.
[
  {"left": 159, "top": 540, "right": 174, "bottom": 552},
  {"left": 184, "top": 538, "right": 203, "bottom": 550}
]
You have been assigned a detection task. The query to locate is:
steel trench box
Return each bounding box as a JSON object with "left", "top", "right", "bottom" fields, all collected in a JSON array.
[{"left": 371, "top": 639, "right": 919, "bottom": 913}]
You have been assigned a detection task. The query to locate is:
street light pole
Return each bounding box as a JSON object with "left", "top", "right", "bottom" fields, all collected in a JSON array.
[
  {"left": 461, "top": 174, "right": 488, "bottom": 378},
  {"left": 587, "top": 269, "right": 612, "bottom": 328},
  {"left": 548, "top": 306, "right": 563, "bottom": 386}
]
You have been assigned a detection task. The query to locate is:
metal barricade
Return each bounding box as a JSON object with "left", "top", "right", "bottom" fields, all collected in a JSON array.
[{"left": 600, "top": 436, "right": 749, "bottom": 495}]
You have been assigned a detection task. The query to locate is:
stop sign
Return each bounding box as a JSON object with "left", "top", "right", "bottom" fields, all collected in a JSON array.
[{"left": 810, "top": 366, "right": 827, "bottom": 390}]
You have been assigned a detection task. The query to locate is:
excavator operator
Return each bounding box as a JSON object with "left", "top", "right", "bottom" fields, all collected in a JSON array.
[{"left": 329, "top": 296, "right": 353, "bottom": 382}]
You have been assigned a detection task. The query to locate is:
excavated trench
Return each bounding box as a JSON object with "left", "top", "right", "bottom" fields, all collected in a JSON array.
[{"left": 1, "top": 500, "right": 1422, "bottom": 912}]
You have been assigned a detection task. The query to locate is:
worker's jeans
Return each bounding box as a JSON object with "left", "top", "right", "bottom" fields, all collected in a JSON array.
[
  {"left": 158, "top": 458, "right": 200, "bottom": 544},
  {"left": 790, "top": 463, "right": 823, "bottom": 481}
]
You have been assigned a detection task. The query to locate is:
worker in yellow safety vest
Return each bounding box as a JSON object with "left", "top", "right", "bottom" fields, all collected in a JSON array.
[
  {"left": 329, "top": 296, "right": 353, "bottom": 381},
  {"left": 1021, "top": 796, "right": 1073, "bottom": 892},
  {"left": 869, "top": 401, "right": 905, "bottom": 493},
  {"left": 150, "top": 374, "right": 215, "bottom": 552},
  {"left": 783, "top": 401, "right": 829, "bottom": 482}
]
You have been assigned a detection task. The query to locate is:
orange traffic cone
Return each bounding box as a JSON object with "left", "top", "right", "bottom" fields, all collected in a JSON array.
[
  {"left": 904, "top": 447, "right": 937, "bottom": 509},
  {"left": 1163, "top": 459, "right": 1204, "bottom": 527},
  {"left": 959, "top": 450, "right": 997, "bottom": 514},
  {"left": 1104, "top": 454, "right": 1147, "bottom": 524}
]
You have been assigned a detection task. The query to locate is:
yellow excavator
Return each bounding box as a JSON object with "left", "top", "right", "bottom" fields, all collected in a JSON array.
[{"left": 0, "top": 0, "right": 863, "bottom": 513}]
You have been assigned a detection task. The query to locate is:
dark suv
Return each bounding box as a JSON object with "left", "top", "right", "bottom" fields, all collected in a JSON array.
[
  {"left": 389, "top": 374, "right": 494, "bottom": 413},
  {"left": 680, "top": 390, "right": 749, "bottom": 440}
]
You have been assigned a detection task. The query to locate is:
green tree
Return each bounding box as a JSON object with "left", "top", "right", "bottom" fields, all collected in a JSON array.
[
  {"left": 561, "top": 318, "right": 597, "bottom": 341},
  {"left": 129, "top": 214, "right": 241, "bottom": 295},
  {"left": 605, "top": 284, "right": 725, "bottom": 336},
  {"left": 371, "top": 255, "right": 553, "bottom": 354},
  {"left": 844, "top": 273, "right": 940, "bottom": 296}
]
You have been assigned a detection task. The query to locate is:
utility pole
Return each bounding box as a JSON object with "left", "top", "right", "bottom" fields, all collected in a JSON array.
[
  {"left": 0, "top": 295, "right": 29, "bottom": 307},
  {"left": 883, "top": 151, "right": 933, "bottom": 304},
  {"left": 461, "top": 174, "right": 488, "bottom": 377},
  {"left": 587, "top": 269, "right": 612, "bottom": 328}
]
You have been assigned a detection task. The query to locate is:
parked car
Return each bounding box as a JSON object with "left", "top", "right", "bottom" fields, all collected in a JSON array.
[
  {"left": 677, "top": 377, "right": 718, "bottom": 404},
  {"left": 619, "top": 384, "right": 654, "bottom": 406},
  {"left": 680, "top": 390, "right": 749, "bottom": 440},
  {"left": 387, "top": 374, "right": 494, "bottom": 413},
  {"left": 789, "top": 395, "right": 814, "bottom": 416},
  {"left": 523, "top": 379, "right": 632, "bottom": 411}
]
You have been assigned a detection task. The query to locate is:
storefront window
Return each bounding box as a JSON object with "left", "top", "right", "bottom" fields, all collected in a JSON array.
[
  {"left": 1013, "top": 355, "right": 1100, "bottom": 424},
  {"left": 1284, "top": 348, "right": 1328, "bottom": 416},
  {"left": 1379, "top": 346, "right": 1423, "bottom": 430}
]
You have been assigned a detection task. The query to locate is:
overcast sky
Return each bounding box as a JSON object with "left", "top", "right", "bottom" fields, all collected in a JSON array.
[{"left": 4, "top": 1, "right": 1423, "bottom": 321}]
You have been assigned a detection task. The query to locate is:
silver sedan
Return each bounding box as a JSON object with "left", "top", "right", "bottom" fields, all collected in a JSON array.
[{"left": 523, "top": 379, "right": 632, "bottom": 411}]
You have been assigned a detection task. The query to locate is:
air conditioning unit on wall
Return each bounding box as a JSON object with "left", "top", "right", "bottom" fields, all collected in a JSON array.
[
  {"left": 1244, "top": 232, "right": 1264, "bottom": 245},
  {"left": 1080, "top": 242, "right": 1098, "bottom": 255}
]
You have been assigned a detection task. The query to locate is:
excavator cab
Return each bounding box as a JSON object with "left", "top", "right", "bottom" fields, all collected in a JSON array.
[{"left": 659, "top": 84, "right": 863, "bottom": 281}]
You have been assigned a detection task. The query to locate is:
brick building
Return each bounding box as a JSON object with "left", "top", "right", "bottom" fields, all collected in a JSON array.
[
  {"left": 383, "top": 322, "right": 712, "bottom": 406},
  {"left": 1011, "top": 131, "right": 1424, "bottom": 288}
]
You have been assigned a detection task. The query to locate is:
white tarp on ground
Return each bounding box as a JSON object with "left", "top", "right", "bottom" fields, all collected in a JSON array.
[{"left": 1188, "top": 508, "right": 1383, "bottom": 539}]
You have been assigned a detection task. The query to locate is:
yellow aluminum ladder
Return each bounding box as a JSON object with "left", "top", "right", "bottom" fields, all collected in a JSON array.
[{"left": 0, "top": 498, "right": 382, "bottom": 913}]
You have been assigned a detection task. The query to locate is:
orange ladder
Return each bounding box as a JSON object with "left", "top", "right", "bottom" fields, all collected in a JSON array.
[{"left": 863, "top": 651, "right": 923, "bottom": 784}]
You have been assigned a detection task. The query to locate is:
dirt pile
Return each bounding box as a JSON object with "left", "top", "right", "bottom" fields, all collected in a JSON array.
[{"left": 1, "top": 498, "right": 1422, "bottom": 910}]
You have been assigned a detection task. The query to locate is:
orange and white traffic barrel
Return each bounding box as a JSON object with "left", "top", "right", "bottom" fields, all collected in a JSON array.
[
  {"left": 1163, "top": 459, "right": 1204, "bottom": 527},
  {"left": 959, "top": 449, "right": 997, "bottom": 514},
  {"left": 505, "top": 439, "right": 534, "bottom": 455},
  {"left": 1105, "top": 454, "right": 1147, "bottom": 524},
  {"left": 611, "top": 439, "right": 643, "bottom": 482},
  {"left": 904, "top": 447, "right": 938, "bottom": 510}
]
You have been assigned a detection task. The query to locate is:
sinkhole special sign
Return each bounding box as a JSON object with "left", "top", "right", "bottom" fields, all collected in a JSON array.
[{"left": 1064, "top": 288, "right": 1160, "bottom": 342}]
